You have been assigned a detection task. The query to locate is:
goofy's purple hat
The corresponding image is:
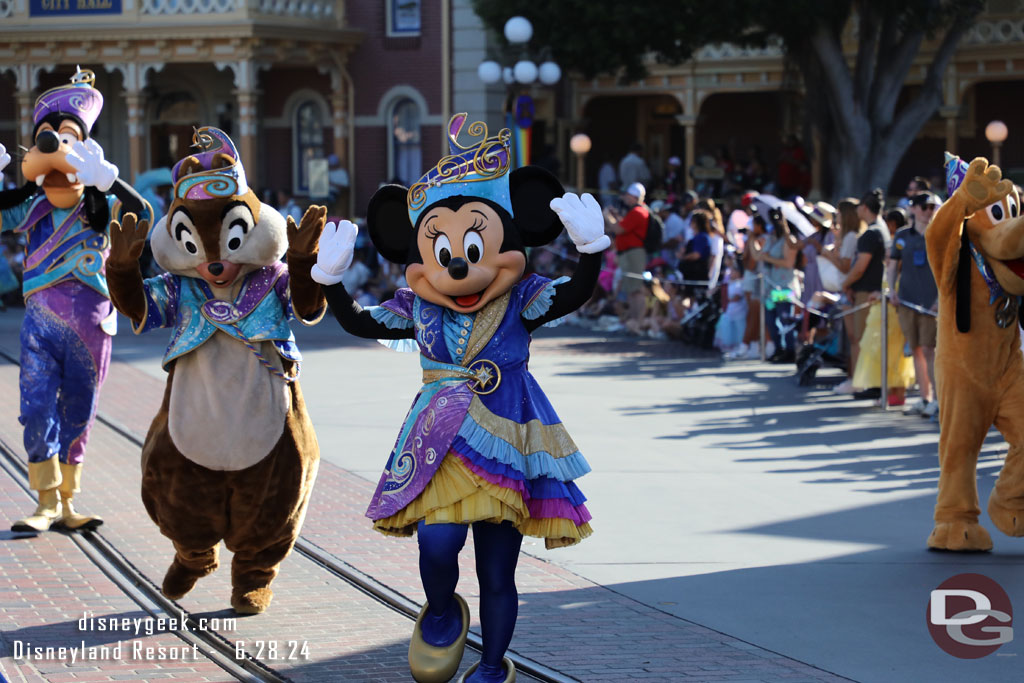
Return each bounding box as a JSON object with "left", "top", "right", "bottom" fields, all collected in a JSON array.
[
  {"left": 171, "top": 126, "right": 249, "bottom": 201},
  {"left": 33, "top": 67, "right": 104, "bottom": 135}
]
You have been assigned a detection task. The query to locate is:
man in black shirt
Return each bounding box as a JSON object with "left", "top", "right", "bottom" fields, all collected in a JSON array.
[
  {"left": 889, "top": 192, "right": 940, "bottom": 417},
  {"left": 840, "top": 190, "right": 888, "bottom": 381}
]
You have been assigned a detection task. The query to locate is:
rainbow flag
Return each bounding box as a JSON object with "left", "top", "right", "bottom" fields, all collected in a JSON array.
[{"left": 505, "top": 112, "right": 531, "bottom": 168}]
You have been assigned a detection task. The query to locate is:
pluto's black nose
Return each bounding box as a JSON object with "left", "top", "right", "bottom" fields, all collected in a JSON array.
[
  {"left": 37, "top": 130, "right": 60, "bottom": 154},
  {"left": 447, "top": 257, "right": 468, "bottom": 280},
  {"left": 208, "top": 262, "right": 224, "bottom": 276}
]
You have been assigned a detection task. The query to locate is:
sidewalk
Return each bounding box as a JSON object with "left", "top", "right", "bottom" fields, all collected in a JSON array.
[{"left": 0, "top": 306, "right": 849, "bottom": 682}]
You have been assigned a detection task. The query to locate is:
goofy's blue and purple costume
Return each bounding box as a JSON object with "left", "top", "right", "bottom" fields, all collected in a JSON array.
[{"left": 2, "top": 71, "right": 148, "bottom": 532}]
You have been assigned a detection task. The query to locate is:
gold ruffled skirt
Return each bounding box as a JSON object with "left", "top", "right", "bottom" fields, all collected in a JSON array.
[{"left": 373, "top": 454, "right": 593, "bottom": 549}]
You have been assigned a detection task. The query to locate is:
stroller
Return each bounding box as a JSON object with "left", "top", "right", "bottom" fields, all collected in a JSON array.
[
  {"left": 680, "top": 286, "right": 723, "bottom": 349},
  {"left": 796, "top": 308, "right": 849, "bottom": 385}
]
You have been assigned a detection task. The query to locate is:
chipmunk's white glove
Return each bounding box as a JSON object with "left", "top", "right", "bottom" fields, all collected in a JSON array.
[
  {"left": 549, "top": 192, "right": 611, "bottom": 254},
  {"left": 311, "top": 220, "right": 358, "bottom": 286}
]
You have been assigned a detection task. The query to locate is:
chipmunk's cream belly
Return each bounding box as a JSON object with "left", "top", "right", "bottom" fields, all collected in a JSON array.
[{"left": 169, "top": 331, "right": 290, "bottom": 471}]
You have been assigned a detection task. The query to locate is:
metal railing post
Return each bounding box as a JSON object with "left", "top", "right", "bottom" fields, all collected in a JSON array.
[
  {"left": 759, "top": 273, "right": 767, "bottom": 361},
  {"left": 880, "top": 291, "right": 889, "bottom": 411}
]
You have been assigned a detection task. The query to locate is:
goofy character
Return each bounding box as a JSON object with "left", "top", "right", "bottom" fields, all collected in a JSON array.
[
  {"left": 0, "top": 68, "right": 148, "bottom": 533},
  {"left": 312, "top": 114, "right": 606, "bottom": 682}
]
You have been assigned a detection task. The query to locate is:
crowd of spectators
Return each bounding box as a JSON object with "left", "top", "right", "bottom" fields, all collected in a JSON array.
[
  {"left": 0, "top": 145, "right": 995, "bottom": 424},
  {"left": 568, "top": 141, "right": 1012, "bottom": 420}
]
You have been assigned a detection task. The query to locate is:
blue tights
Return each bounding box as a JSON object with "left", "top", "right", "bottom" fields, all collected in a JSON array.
[{"left": 417, "top": 520, "right": 523, "bottom": 681}]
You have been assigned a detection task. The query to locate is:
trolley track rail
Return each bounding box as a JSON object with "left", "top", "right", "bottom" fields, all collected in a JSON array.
[
  {"left": 0, "top": 347, "right": 577, "bottom": 683},
  {"left": 0, "top": 437, "right": 287, "bottom": 683}
]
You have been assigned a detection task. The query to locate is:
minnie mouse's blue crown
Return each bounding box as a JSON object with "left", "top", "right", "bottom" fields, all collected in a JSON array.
[{"left": 407, "top": 113, "right": 513, "bottom": 227}]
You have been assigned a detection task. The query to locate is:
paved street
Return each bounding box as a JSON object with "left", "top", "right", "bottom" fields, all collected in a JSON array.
[
  {"left": 291, "top": 318, "right": 1023, "bottom": 682},
  {"left": 0, "top": 305, "right": 1021, "bottom": 682}
]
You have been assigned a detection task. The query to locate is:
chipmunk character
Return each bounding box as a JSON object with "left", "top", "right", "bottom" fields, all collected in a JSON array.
[
  {"left": 927, "top": 154, "right": 1024, "bottom": 552},
  {"left": 105, "top": 127, "right": 326, "bottom": 614},
  {"left": 312, "top": 114, "right": 606, "bottom": 683},
  {"left": 1, "top": 68, "right": 149, "bottom": 534}
]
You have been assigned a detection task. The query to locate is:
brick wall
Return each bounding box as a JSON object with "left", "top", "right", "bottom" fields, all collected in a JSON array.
[
  {"left": 347, "top": 0, "right": 445, "bottom": 213},
  {"left": 346, "top": 0, "right": 443, "bottom": 117}
]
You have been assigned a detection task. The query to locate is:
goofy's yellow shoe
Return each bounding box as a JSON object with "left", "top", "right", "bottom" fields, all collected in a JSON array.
[
  {"left": 409, "top": 593, "right": 470, "bottom": 683},
  {"left": 11, "top": 488, "right": 61, "bottom": 532},
  {"left": 12, "top": 459, "right": 62, "bottom": 532},
  {"left": 55, "top": 463, "right": 103, "bottom": 530}
]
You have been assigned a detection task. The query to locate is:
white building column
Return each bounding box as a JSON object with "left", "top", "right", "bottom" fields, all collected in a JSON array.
[
  {"left": 106, "top": 62, "right": 164, "bottom": 181},
  {"left": 217, "top": 60, "right": 260, "bottom": 185},
  {"left": 13, "top": 64, "right": 35, "bottom": 186}
]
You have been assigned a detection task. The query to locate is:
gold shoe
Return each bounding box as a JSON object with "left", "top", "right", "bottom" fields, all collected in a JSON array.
[
  {"left": 409, "top": 593, "right": 470, "bottom": 683},
  {"left": 56, "top": 492, "right": 103, "bottom": 530},
  {"left": 55, "top": 463, "right": 102, "bottom": 530},
  {"left": 457, "top": 657, "right": 516, "bottom": 683},
  {"left": 11, "top": 488, "right": 61, "bottom": 532}
]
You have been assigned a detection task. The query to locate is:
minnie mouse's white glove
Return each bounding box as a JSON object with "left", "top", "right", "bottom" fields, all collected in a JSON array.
[
  {"left": 67, "top": 139, "right": 118, "bottom": 192},
  {"left": 549, "top": 192, "right": 611, "bottom": 254},
  {"left": 0, "top": 143, "right": 10, "bottom": 175},
  {"left": 311, "top": 220, "right": 357, "bottom": 286}
]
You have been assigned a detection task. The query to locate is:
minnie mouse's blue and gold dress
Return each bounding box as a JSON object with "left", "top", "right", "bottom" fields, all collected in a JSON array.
[{"left": 365, "top": 273, "right": 592, "bottom": 549}]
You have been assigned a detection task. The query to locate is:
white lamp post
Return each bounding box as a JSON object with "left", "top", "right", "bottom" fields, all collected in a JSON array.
[
  {"left": 986, "top": 120, "right": 1009, "bottom": 167},
  {"left": 477, "top": 61, "right": 502, "bottom": 85},
  {"left": 513, "top": 60, "right": 539, "bottom": 84},
  {"left": 504, "top": 16, "right": 533, "bottom": 44},
  {"left": 538, "top": 61, "right": 561, "bottom": 85},
  {"left": 477, "top": 16, "right": 562, "bottom": 170},
  {"left": 479, "top": 17, "right": 560, "bottom": 91},
  {"left": 570, "top": 133, "right": 592, "bottom": 191}
]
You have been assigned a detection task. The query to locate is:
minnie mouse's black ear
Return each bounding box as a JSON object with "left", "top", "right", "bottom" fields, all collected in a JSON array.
[
  {"left": 509, "top": 166, "right": 565, "bottom": 247},
  {"left": 367, "top": 184, "right": 414, "bottom": 264}
]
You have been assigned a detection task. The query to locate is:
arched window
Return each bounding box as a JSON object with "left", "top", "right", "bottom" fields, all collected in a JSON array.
[
  {"left": 390, "top": 98, "right": 422, "bottom": 186},
  {"left": 294, "top": 100, "right": 325, "bottom": 195}
]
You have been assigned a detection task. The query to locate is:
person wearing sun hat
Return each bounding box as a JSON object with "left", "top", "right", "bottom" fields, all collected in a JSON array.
[
  {"left": 796, "top": 200, "right": 837, "bottom": 341},
  {"left": 0, "top": 68, "right": 150, "bottom": 534}
]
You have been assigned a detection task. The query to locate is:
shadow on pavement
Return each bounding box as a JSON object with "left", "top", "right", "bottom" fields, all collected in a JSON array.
[{"left": 600, "top": 487, "right": 1024, "bottom": 683}]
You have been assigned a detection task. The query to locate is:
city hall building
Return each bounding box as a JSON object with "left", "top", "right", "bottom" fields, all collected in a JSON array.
[
  {"left": 3, "top": 0, "right": 1023, "bottom": 210},
  {"left": 0, "top": 0, "right": 459, "bottom": 215}
]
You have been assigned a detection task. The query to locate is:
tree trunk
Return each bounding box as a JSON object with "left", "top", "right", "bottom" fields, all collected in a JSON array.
[
  {"left": 826, "top": 119, "right": 874, "bottom": 200},
  {"left": 804, "top": 6, "right": 978, "bottom": 201}
]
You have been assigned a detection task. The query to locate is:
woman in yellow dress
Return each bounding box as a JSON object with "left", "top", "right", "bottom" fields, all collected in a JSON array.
[
  {"left": 852, "top": 293, "right": 916, "bottom": 406},
  {"left": 852, "top": 208, "right": 916, "bottom": 406}
]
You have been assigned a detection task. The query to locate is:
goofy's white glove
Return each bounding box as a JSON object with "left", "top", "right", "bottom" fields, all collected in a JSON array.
[
  {"left": 0, "top": 143, "right": 10, "bottom": 175},
  {"left": 67, "top": 139, "right": 118, "bottom": 192},
  {"left": 311, "top": 219, "right": 358, "bottom": 286},
  {"left": 549, "top": 192, "right": 611, "bottom": 254}
]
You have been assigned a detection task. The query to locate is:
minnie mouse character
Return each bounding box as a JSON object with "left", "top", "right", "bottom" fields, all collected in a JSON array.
[{"left": 312, "top": 114, "right": 608, "bottom": 683}]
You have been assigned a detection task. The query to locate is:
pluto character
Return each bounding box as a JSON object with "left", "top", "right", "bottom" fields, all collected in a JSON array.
[{"left": 927, "top": 154, "right": 1024, "bottom": 552}]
